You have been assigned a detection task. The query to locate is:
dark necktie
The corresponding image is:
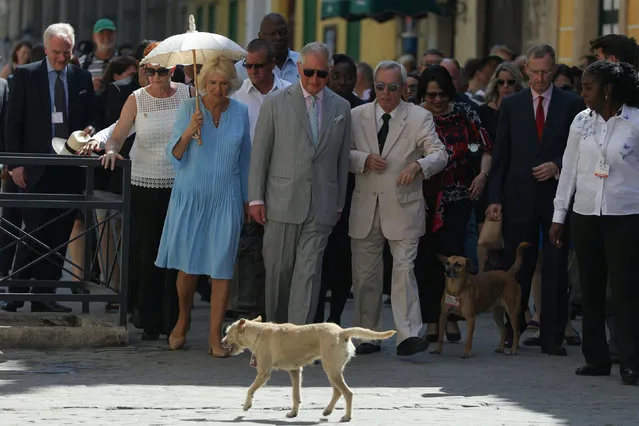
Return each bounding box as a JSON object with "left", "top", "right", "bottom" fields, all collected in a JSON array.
[
  {"left": 536, "top": 95, "right": 545, "bottom": 143},
  {"left": 377, "top": 113, "right": 391, "bottom": 152},
  {"left": 54, "top": 71, "right": 69, "bottom": 138}
]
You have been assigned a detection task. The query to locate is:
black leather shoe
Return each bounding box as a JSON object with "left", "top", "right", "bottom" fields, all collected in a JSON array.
[
  {"left": 355, "top": 343, "right": 381, "bottom": 355},
  {"left": 541, "top": 343, "right": 567, "bottom": 356},
  {"left": 621, "top": 368, "right": 638, "bottom": 385},
  {"left": 30, "top": 301, "right": 72, "bottom": 313},
  {"left": 396, "top": 336, "right": 429, "bottom": 356},
  {"left": 0, "top": 301, "right": 24, "bottom": 312},
  {"left": 575, "top": 365, "right": 611, "bottom": 376},
  {"left": 523, "top": 336, "right": 540, "bottom": 346}
]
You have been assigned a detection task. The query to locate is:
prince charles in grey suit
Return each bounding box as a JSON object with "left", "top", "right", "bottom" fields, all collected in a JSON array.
[{"left": 248, "top": 42, "right": 352, "bottom": 324}]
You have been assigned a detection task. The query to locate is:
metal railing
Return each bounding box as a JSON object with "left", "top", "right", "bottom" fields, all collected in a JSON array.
[{"left": 0, "top": 153, "right": 131, "bottom": 327}]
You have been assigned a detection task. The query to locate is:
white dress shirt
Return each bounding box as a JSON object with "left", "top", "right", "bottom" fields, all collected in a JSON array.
[
  {"left": 231, "top": 75, "right": 291, "bottom": 141},
  {"left": 375, "top": 103, "right": 398, "bottom": 132},
  {"left": 92, "top": 121, "right": 135, "bottom": 149},
  {"left": 553, "top": 105, "right": 639, "bottom": 224}
]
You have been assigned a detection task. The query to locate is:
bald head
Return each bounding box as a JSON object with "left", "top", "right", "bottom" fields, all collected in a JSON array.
[{"left": 259, "top": 13, "right": 290, "bottom": 61}]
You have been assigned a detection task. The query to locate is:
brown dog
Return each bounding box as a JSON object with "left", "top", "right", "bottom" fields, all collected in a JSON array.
[
  {"left": 431, "top": 242, "right": 530, "bottom": 358},
  {"left": 221, "top": 316, "right": 396, "bottom": 422}
]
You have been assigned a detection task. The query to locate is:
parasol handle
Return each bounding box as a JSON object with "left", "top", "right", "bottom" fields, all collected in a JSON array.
[{"left": 192, "top": 49, "right": 202, "bottom": 146}]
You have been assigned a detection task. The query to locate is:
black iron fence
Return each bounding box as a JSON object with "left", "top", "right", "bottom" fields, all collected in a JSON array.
[{"left": 0, "top": 154, "right": 131, "bottom": 326}]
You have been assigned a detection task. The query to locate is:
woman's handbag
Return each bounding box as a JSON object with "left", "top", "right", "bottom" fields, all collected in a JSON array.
[{"left": 478, "top": 218, "right": 504, "bottom": 249}]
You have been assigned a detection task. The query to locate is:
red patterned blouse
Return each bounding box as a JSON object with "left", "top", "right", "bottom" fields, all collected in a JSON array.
[{"left": 422, "top": 101, "right": 493, "bottom": 232}]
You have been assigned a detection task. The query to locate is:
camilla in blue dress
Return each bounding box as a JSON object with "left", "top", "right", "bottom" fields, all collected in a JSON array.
[{"left": 155, "top": 97, "right": 251, "bottom": 279}]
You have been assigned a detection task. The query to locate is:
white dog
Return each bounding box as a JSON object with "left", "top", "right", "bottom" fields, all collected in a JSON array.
[{"left": 222, "top": 316, "right": 396, "bottom": 422}]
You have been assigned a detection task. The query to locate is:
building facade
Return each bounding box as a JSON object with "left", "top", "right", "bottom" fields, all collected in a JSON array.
[
  {"left": 187, "top": 0, "right": 456, "bottom": 66},
  {"left": 4, "top": 1, "right": 637, "bottom": 70},
  {"left": 1, "top": 0, "right": 189, "bottom": 65},
  {"left": 457, "top": 0, "right": 639, "bottom": 65}
]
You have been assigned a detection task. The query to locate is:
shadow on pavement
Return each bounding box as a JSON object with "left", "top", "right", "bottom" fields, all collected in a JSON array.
[{"left": 1, "top": 299, "right": 637, "bottom": 425}]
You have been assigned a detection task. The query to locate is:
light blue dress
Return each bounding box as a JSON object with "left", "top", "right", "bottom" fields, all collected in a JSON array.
[{"left": 155, "top": 98, "right": 251, "bottom": 279}]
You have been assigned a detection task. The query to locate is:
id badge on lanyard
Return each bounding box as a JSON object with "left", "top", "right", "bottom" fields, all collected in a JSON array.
[
  {"left": 594, "top": 119, "right": 615, "bottom": 179},
  {"left": 594, "top": 157, "right": 609, "bottom": 178}
]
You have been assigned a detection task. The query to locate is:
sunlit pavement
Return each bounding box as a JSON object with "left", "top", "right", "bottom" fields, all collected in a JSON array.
[{"left": 1, "top": 298, "right": 637, "bottom": 425}]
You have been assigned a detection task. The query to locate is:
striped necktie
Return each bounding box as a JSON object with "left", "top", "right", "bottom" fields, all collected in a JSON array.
[{"left": 308, "top": 95, "right": 319, "bottom": 145}]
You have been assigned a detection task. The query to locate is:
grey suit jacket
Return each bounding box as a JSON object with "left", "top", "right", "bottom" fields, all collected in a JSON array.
[
  {"left": 248, "top": 82, "right": 352, "bottom": 226},
  {"left": 0, "top": 78, "right": 8, "bottom": 152}
]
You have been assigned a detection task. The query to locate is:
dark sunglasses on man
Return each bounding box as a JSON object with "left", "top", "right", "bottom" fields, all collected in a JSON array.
[
  {"left": 302, "top": 68, "right": 329, "bottom": 78},
  {"left": 144, "top": 67, "right": 170, "bottom": 77},
  {"left": 243, "top": 61, "right": 269, "bottom": 70},
  {"left": 374, "top": 82, "right": 402, "bottom": 92}
]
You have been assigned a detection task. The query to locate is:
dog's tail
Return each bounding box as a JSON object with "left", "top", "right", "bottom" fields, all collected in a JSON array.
[
  {"left": 341, "top": 327, "right": 397, "bottom": 341},
  {"left": 508, "top": 242, "right": 532, "bottom": 276}
]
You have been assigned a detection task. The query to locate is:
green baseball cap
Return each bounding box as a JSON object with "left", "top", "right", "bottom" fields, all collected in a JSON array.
[{"left": 93, "top": 18, "right": 116, "bottom": 33}]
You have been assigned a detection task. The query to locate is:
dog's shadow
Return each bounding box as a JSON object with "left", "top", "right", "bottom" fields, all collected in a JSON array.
[{"left": 217, "top": 416, "right": 323, "bottom": 426}]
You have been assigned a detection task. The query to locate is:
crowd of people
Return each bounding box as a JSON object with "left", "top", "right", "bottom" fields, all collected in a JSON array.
[{"left": 0, "top": 14, "right": 638, "bottom": 386}]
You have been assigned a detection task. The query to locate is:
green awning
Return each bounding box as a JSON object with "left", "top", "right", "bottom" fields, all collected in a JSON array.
[
  {"left": 321, "top": 0, "right": 352, "bottom": 20},
  {"left": 321, "top": 0, "right": 456, "bottom": 22}
]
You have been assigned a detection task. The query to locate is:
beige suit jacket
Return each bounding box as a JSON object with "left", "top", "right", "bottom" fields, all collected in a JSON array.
[{"left": 348, "top": 101, "right": 448, "bottom": 240}]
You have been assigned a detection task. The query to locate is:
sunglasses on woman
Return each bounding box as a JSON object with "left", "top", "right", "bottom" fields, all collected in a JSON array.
[
  {"left": 144, "top": 67, "right": 170, "bottom": 77},
  {"left": 302, "top": 68, "right": 329, "bottom": 78},
  {"left": 496, "top": 78, "right": 517, "bottom": 86}
]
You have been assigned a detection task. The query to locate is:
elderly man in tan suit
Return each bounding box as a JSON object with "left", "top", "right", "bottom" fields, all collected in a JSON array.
[{"left": 349, "top": 60, "right": 448, "bottom": 356}]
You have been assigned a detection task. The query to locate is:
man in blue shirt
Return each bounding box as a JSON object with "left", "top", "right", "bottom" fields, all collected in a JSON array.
[{"left": 235, "top": 13, "right": 300, "bottom": 83}]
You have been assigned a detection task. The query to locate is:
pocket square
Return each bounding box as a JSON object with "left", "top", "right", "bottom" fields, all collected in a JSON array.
[
  {"left": 334, "top": 114, "right": 344, "bottom": 123},
  {"left": 78, "top": 89, "right": 88, "bottom": 95}
]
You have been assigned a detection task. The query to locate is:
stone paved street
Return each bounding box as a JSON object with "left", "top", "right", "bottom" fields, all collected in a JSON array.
[{"left": 1, "top": 298, "right": 638, "bottom": 425}]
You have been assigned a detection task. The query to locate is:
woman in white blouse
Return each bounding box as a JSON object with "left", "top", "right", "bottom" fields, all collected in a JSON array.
[
  {"left": 96, "top": 43, "right": 195, "bottom": 341},
  {"left": 550, "top": 61, "right": 639, "bottom": 386}
]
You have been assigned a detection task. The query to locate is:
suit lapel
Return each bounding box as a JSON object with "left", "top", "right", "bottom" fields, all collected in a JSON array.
[
  {"left": 361, "top": 103, "right": 379, "bottom": 154},
  {"left": 381, "top": 101, "right": 407, "bottom": 157},
  {"left": 37, "top": 60, "right": 53, "bottom": 130},
  {"left": 540, "top": 86, "right": 561, "bottom": 148},
  {"left": 66, "top": 64, "right": 77, "bottom": 126},
  {"left": 318, "top": 89, "right": 335, "bottom": 145},
  {"left": 288, "top": 83, "right": 313, "bottom": 144}
]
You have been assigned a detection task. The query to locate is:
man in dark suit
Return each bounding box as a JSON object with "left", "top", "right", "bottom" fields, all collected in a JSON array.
[
  {"left": 486, "top": 44, "right": 584, "bottom": 355},
  {"left": 3, "top": 23, "right": 96, "bottom": 312}
]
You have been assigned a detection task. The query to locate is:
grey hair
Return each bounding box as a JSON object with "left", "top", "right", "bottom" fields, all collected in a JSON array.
[
  {"left": 298, "top": 42, "right": 333, "bottom": 66},
  {"left": 526, "top": 44, "right": 556, "bottom": 64},
  {"left": 373, "top": 60, "right": 407, "bottom": 83},
  {"left": 43, "top": 23, "right": 76, "bottom": 49},
  {"left": 484, "top": 62, "right": 527, "bottom": 105}
]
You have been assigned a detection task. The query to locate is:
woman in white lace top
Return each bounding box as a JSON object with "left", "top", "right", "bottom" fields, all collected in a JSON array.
[{"left": 97, "top": 43, "right": 195, "bottom": 340}]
